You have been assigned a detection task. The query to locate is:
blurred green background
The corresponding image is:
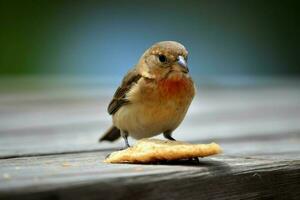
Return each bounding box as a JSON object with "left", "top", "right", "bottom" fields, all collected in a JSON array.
[{"left": 0, "top": 0, "right": 299, "bottom": 77}]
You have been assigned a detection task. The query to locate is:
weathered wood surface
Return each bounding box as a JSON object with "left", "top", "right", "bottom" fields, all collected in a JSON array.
[
  {"left": 0, "top": 152, "right": 299, "bottom": 200},
  {"left": 0, "top": 77, "right": 300, "bottom": 199}
]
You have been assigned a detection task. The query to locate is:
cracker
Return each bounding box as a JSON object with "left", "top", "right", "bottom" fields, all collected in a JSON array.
[{"left": 105, "top": 139, "right": 222, "bottom": 163}]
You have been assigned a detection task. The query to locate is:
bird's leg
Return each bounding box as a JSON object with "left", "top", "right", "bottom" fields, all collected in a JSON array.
[
  {"left": 163, "top": 131, "right": 199, "bottom": 164},
  {"left": 121, "top": 130, "right": 130, "bottom": 148}
]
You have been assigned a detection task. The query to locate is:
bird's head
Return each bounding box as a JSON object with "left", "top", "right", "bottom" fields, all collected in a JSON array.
[{"left": 137, "top": 41, "right": 189, "bottom": 80}]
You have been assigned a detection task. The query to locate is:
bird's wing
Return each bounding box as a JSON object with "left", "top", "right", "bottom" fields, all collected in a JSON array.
[{"left": 107, "top": 68, "right": 142, "bottom": 115}]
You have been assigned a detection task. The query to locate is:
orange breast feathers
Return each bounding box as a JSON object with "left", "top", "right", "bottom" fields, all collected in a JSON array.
[{"left": 157, "top": 76, "right": 195, "bottom": 98}]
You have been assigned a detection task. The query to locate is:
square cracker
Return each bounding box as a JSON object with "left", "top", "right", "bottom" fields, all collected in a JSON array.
[{"left": 105, "top": 139, "right": 222, "bottom": 163}]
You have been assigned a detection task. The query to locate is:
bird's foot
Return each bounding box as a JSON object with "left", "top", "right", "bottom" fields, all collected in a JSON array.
[
  {"left": 118, "top": 146, "right": 130, "bottom": 151},
  {"left": 105, "top": 153, "right": 111, "bottom": 159}
]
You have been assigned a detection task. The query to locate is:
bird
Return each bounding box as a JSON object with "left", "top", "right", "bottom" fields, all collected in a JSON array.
[{"left": 99, "top": 41, "right": 196, "bottom": 148}]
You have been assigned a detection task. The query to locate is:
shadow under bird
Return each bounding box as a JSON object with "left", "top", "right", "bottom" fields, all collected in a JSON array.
[{"left": 99, "top": 41, "right": 196, "bottom": 148}]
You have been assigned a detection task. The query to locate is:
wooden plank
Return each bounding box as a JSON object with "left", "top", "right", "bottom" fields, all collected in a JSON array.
[
  {"left": 0, "top": 126, "right": 299, "bottom": 159},
  {"left": 1, "top": 110, "right": 300, "bottom": 158},
  {"left": 2, "top": 96, "right": 300, "bottom": 133},
  {"left": 0, "top": 77, "right": 300, "bottom": 199},
  {"left": 1, "top": 84, "right": 300, "bottom": 132},
  {"left": 1, "top": 83, "right": 300, "bottom": 158},
  {"left": 0, "top": 151, "right": 299, "bottom": 200}
]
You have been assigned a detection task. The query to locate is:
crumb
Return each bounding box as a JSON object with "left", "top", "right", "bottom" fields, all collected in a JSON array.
[
  {"left": 3, "top": 173, "right": 11, "bottom": 180},
  {"left": 134, "top": 167, "right": 144, "bottom": 171},
  {"left": 62, "top": 162, "right": 72, "bottom": 167}
]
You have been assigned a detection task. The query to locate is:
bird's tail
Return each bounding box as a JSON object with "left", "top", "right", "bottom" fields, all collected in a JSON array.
[{"left": 99, "top": 126, "right": 121, "bottom": 142}]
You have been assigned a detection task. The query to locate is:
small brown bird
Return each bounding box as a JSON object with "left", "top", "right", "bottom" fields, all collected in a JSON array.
[{"left": 99, "top": 41, "right": 196, "bottom": 148}]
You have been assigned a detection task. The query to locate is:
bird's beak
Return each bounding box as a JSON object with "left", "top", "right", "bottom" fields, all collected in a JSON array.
[{"left": 177, "top": 56, "right": 189, "bottom": 73}]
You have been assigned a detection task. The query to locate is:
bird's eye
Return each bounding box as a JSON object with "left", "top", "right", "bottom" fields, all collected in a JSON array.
[{"left": 158, "top": 55, "right": 167, "bottom": 63}]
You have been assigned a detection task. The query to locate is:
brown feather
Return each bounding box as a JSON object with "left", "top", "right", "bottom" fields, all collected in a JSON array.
[{"left": 107, "top": 68, "right": 142, "bottom": 115}]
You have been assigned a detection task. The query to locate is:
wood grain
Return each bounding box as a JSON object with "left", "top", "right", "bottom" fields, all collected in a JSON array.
[
  {"left": 0, "top": 77, "right": 299, "bottom": 199},
  {"left": 0, "top": 152, "right": 299, "bottom": 200}
]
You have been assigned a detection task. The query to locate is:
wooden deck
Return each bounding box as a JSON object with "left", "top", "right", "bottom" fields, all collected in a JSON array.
[{"left": 0, "top": 77, "right": 300, "bottom": 200}]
